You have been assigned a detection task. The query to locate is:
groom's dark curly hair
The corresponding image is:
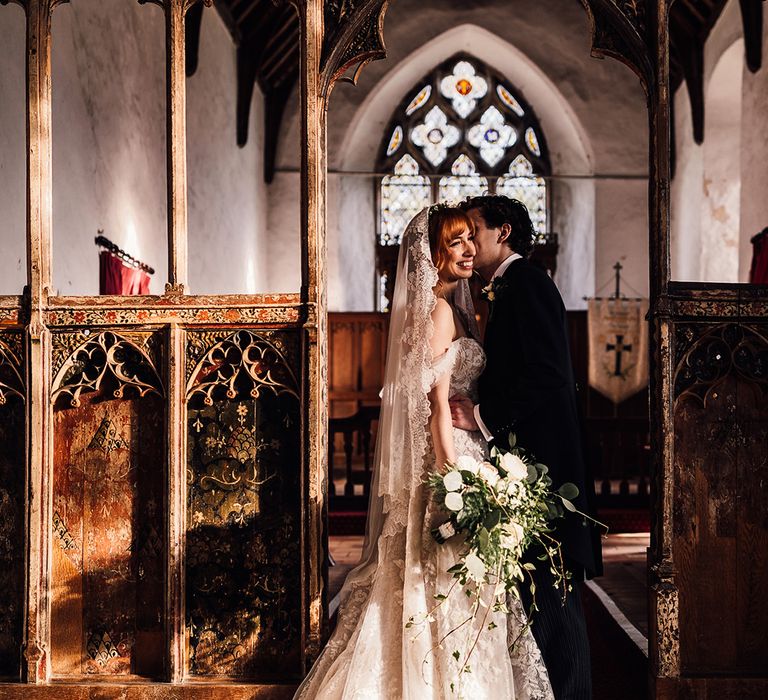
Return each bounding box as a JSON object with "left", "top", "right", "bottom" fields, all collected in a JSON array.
[{"left": 460, "top": 195, "right": 536, "bottom": 259}]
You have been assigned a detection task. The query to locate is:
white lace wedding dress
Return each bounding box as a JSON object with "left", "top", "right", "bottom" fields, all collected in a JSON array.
[{"left": 295, "top": 336, "right": 553, "bottom": 699}]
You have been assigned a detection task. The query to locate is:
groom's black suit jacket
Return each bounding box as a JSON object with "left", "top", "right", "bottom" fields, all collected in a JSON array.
[{"left": 478, "top": 258, "right": 602, "bottom": 577}]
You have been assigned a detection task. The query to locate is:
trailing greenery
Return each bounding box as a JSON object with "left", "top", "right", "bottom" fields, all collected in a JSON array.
[{"left": 406, "top": 434, "right": 604, "bottom": 694}]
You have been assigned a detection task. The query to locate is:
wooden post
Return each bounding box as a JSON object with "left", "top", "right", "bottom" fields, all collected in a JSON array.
[
  {"left": 164, "top": 0, "right": 189, "bottom": 293},
  {"left": 648, "top": 0, "right": 680, "bottom": 687},
  {"left": 296, "top": 0, "right": 328, "bottom": 669},
  {"left": 24, "top": 0, "right": 56, "bottom": 683},
  {"left": 166, "top": 323, "right": 186, "bottom": 682}
]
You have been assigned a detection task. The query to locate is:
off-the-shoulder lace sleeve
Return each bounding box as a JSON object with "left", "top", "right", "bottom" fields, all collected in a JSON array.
[{"left": 429, "top": 342, "right": 457, "bottom": 388}]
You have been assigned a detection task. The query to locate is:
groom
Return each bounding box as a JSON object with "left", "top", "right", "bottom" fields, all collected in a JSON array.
[{"left": 450, "top": 195, "right": 602, "bottom": 699}]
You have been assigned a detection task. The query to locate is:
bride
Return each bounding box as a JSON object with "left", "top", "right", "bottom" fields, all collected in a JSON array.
[{"left": 295, "top": 206, "right": 553, "bottom": 699}]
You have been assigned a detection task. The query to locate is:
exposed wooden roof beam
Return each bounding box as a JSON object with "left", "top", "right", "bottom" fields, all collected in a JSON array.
[
  {"left": 185, "top": 1, "right": 205, "bottom": 77},
  {"left": 260, "top": 29, "right": 300, "bottom": 80},
  {"left": 678, "top": 0, "right": 707, "bottom": 25},
  {"left": 236, "top": 0, "right": 267, "bottom": 27},
  {"left": 740, "top": 0, "right": 764, "bottom": 73}
]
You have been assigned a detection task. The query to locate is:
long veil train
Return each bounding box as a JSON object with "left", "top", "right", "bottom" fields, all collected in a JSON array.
[{"left": 295, "top": 208, "right": 551, "bottom": 699}]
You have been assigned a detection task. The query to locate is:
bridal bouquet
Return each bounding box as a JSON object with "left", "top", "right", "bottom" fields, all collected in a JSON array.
[{"left": 406, "top": 435, "right": 598, "bottom": 686}]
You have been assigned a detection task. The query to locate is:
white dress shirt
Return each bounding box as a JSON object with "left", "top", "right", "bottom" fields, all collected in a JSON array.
[{"left": 473, "top": 253, "right": 522, "bottom": 441}]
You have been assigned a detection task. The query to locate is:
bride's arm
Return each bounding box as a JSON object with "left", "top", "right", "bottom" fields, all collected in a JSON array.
[{"left": 428, "top": 298, "right": 456, "bottom": 471}]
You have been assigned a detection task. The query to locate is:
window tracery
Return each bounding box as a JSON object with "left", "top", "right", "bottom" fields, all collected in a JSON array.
[{"left": 377, "top": 55, "right": 551, "bottom": 310}]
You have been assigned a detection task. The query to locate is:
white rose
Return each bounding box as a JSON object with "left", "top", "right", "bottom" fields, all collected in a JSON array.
[
  {"left": 500, "top": 521, "right": 525, "bottom": 550},
  {"left": 456, "top": 455, "right": 480, "bottom": 474},
  {"left": 442, "top": 470, "right": 463, "bottom": 492},
  {"left": 464, "top": 552, "right": 486, "bottom": 582},
  {"left": 479, "top": 463, "right": 500, "bottom": 488},
  {"left": 501, "top": 453, "right": 529, "bottom": 481},
  {"left": 444, "top": 492, "right": 464, "bottom": 511}
]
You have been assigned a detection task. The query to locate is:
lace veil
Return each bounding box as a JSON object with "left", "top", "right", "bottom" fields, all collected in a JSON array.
[
  {"left": 364, "top": 207, "right": 478, "bottom": 555},
  {"left": 295, "top": 207, "right": 482, "bottom": 699}
]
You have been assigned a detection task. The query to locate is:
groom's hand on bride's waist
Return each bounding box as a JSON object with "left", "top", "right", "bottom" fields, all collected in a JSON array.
[{"left": 449, "top": 394, "right": 479, "bottom": 431}]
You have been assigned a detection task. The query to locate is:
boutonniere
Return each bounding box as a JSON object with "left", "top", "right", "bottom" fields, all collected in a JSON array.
[{"left": 480, "top": 277, "right": 508, "bottom": 303}]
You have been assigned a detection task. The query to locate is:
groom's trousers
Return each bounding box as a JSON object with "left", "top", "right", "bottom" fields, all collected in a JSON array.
[{"left": 518, "top": 562, "right": 592, "bottom": 700}]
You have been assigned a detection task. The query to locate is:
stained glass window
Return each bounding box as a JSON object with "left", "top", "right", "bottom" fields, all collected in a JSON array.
[
  {"left": 438, "top": 155, "right": 489, "bottom": 203},
  {"left": 467, "top": 106, "right": 517, "bottom": 167},
  {"left": 386, "top": 125, "right": 403, "bottom": 157},
  {"left": 496, "top": 155, "right": 547, "bottom": 235},
  {"left": 497, "top": 84, "right": 525, "bottom": 117},
  {"left": 405, "top": 85, "right": 432, "bottom": 116},
  {"left": 377, "top": 54, "right": 550, "bottom": 309},
  {"left": 410, "top": 106, "right": 461, "bottom": 167},
  {"left": 379, "top": 155, "right": 431, "bottom": 246},
  {"left": 525, "top": 127, "right": 542, "bottom": 157},
  {"left": 439, "top": 60, "right": 488, "bottom": 119}
]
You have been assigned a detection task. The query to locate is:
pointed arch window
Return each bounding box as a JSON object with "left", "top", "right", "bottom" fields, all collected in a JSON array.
[{"left": 376, "top": 54, "right": 551, "bottom": 310}]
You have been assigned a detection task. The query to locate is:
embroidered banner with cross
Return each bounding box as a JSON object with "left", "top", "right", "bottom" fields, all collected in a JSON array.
[{"left": 587, "top": 297, "right": 649, "bottom": 404}]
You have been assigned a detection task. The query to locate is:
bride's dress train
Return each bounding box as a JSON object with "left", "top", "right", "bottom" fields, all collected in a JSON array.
[{"left": 296, "top": 338, "right": 552, "bottom": 699}]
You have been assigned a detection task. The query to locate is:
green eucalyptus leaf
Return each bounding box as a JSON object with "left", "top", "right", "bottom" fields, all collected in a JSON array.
[
  {"left": 508, "top": 432, "right": 517, "bottom": 448},
  {"left": 561, "top": 497, "right": 577, "bottom": 512},
  {"left": 558, "top": 482, "right": 580, "bottom": 500},
  {"left": 483, "top": 509, "right": 501, "bottom": 530},
  {"left": 479, "top": 527, "right": 490, "bottom": 552}
]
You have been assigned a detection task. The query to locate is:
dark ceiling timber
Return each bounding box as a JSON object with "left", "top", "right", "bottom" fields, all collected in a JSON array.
[
  {"left": 186, "top": 0, "right": 299, "bottom": 183},
  {"left": 183, "top": 0, "right": 765, "bottom": 181},
  {"left": 669, "top": 0, "right": 764, "bottom": 145}
]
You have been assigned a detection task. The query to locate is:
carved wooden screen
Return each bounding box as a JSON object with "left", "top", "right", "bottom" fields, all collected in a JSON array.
[
  {"left": 0, "top": 331, "right": 25, "bottom": 681},
  {"left": 50, "top": 331, "right": 166, "bottom": 678},
  {"left": 4, "top": 0, "right": 326, "bottom": 693},
  {"left": 185, "top": 330, "right": 302, "bottom": 679},
  {"left": 673, "top": 324, "right": 768, "bottom": 674},
  {"left": 651, "top": 294, "right": 768, "bottom": 696}
]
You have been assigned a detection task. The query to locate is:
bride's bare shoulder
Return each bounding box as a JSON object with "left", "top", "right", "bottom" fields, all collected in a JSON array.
[{"left": 430, "top": 297, "right": 456, "bottom": 358}]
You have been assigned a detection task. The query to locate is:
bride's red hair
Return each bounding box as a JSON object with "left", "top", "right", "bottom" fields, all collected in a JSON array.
[{"left": 428, "top": 206, "right": 475, "bottom": 275}]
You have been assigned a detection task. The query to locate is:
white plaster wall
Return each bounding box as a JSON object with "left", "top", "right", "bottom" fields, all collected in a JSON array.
[
  {"left": 0, "top": 5, "right": 28, "bottom": 294},
  {"left": 551, "top": 178, "right": 596, "bottom": 309},
  {"left": 266, "top": 172, "right": 301, "bottom": 293},
  {"left": 186, "top": 9, "right": 268, "bottom": 294},
  {"left": 51, "top": 0, "right": 168, "bottom": 295},
  {"left": 701, "top": 40, "right": 743, "bottom": 282},
  {"left": 670, "top": 82, "right": 704, "bottom": 281},
  {"left": 740, "top": 24, "right": 768, "bottom": 281},
  {"left": 270, "top": 0, "right": 649, "bottom": 310},
  {"left": 329, "top": 175, "right": 376, "bottom": 311},
  {"left": 595, "top": 179, "right": 650, "bottom": 298},
  {"left": 670, "top": 0, "right": 754, "bottom": 282}
]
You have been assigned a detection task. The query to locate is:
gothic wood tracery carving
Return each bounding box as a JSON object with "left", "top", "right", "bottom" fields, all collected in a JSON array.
[
  {"left": 674, "top": 323, "right": 768, "bottom": 404},
  {"left": 669, "top": 319, "right": 768, "bottom": 678},
  {"left": 0, "top": 336, "right": 24, "bottom": 406},
  {"left": 320, "top": 0, "right": 388, "bottom": 95},
  {"left": 185, "top": 329, "right": 302, "bottom": 679},
  {"left": 52, "top": 331, "right": 164, "bottom": 408},
  {"left": 579, "top": 0, "right": 654, "bottom": 93},
  {"left": 186, "top": 330, "right": 299, "bottom": 404}
]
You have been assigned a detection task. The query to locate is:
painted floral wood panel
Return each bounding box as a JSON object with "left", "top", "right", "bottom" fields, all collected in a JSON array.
[
  {"left": 185, "top": 330, "right": 301, "bottom": 679},
  {"left": 51, "top": 332, "right": 165, "bottom": 678},
  {"left": 0, "top": 335, "right": 25, "bottom": 679}
]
